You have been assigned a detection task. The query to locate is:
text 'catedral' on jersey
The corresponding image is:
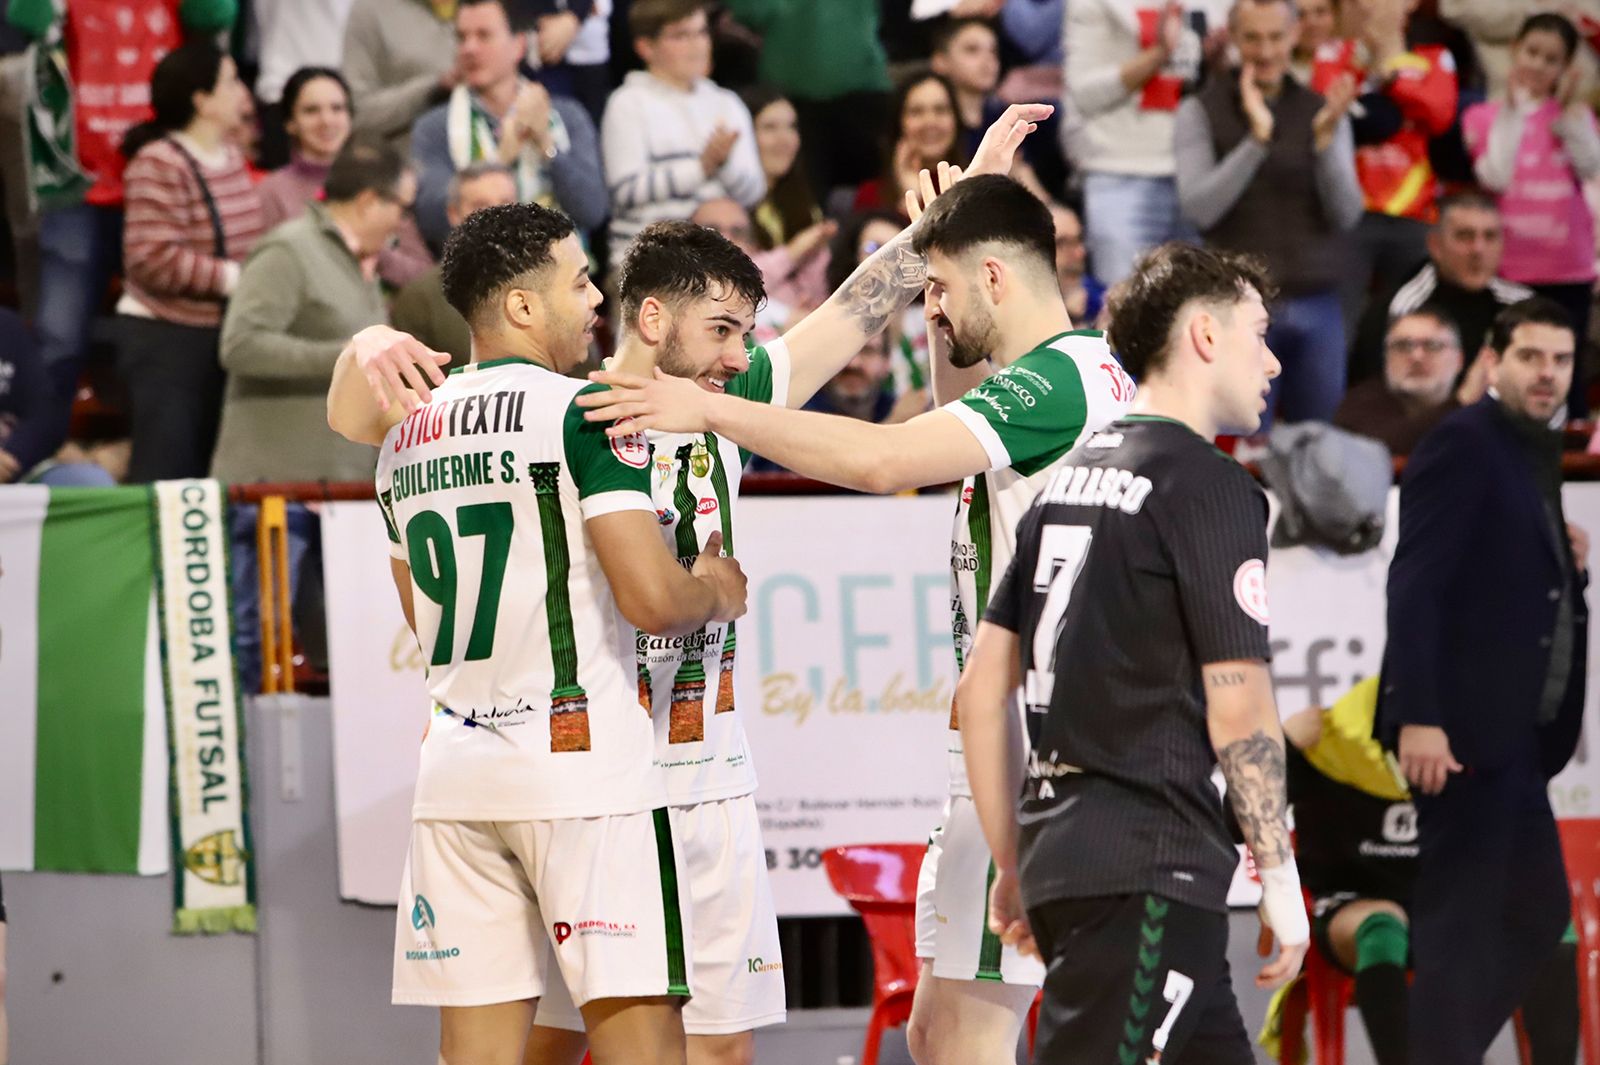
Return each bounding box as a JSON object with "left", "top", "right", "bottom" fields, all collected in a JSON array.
[
  {"left": 375, "top": 357, "right": 662, "bottom": 822},
  {"left": 941, "top": 330, "right": 1136, "bottom": 797},
  {"left": 639, "top": 339, "right": 792, "bottom": 806},
  {"left": 984, "top": 416, "right": 1273, "bottom": 913}
]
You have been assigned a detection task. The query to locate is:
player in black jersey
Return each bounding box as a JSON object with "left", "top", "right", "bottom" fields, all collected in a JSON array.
[{"left": 958, "top": 242, "right": 1308, "bottom": 1063}]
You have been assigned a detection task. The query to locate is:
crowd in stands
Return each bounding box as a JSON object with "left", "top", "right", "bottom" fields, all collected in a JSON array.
[{"left": 0, "top": 0, "right": 1595, "bottom": 489}]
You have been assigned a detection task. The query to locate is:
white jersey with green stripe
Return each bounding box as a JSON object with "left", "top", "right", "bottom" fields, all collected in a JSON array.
[
  {"left": 941, "top": 330, "right": 1136, "bottom": 797},
  {"left": 638, "top": 339, "right": 792, "bottom": 805},
  {"left": 374, "top": 357, "right": 665, "bottom": 821}
]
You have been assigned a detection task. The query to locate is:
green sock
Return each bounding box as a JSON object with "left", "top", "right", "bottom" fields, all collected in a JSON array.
[{"left": 1354, "top": 911, "right": 1409, "bottom": 971}]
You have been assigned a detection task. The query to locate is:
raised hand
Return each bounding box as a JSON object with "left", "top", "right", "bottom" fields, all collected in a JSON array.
[
  {"left": 701, "top": 124, "right": 739, "bottom": 177},
  {"left": 967, "top": 102, "right": 1054, "bottom": 178},
  {"left": 1240, "top": 64, "right": 1275, "bottom": 142},
  {"left": 904, "top": 160, "right": 964, "bottom": 222},
  {"left": 1312, "top": 72, "right": 1357, "bottom": 152}
]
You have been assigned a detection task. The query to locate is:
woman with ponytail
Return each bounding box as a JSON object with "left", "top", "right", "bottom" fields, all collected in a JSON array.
[{"left": 118, "top": 40, "right": 264, "bottom": 482}]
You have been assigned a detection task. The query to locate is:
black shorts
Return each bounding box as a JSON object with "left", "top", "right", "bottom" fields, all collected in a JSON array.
[{"left": 1027, "top": 893, "right": 1252, "bottom": 1065}]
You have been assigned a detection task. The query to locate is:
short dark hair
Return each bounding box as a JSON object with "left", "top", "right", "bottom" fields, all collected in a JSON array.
[
  {"left": 931, "top": 16, "right": 996, "bottom": 55},
  {"left": 1391, "top": 301, "right": 1462, "bottom": 348},
  {"left": 1435, "top": 189, "right": 1499, "bottom": 226},
  {"left": 910, "top": 174, "right": 1056, "bottom": 280},
  {"left": 1106, "top": 242, "right": 1277, "bottom": 380},
  {"left": 440, "top": 203, "right": 576, "bottom": 328},
  {"left": 447, "top": 161, "right": 515, "bottom": 211},
  {"left": 1517, "top": 12, "right": 1580, "bottom": 62},
  {"left": 322, "top": 138, "right": 407, "bottom": 203},
  {"left": 617, "top": 220, "right": 767, "bottom": 328},
  {"left": 280, "top": 66, "right": 350, "bottom": 125},
  {"left": 459, "top": 0, "right": 533, "bottom": 33},
  {"left": 629, "top": 0, "right": 704, "bottom": 39},
  {"left": 1487, "top": 297, "right": 1575, "bottom": 355}
]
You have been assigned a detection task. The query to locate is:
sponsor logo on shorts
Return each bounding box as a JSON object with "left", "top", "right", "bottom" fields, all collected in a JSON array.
[
  {"left": 961, "top": 484, "right": 974, "bottom": 506},
  {"left": 696, "top": 496, "right": 718, "bottom": 516},
  {"left": 404, "top": 946, "right": 461, "bottom": 961},
  {"left": 411, "top": 894, "right": 435, "bottom": 931},
  {"left": 747, "top": 957, "right": 783, "bottom": 974},
  {"left": 657, "top": 507, "right": 676, "bottom": 526},
  {"left": 554, "top": 919, "right": 638, "bottom": 942}
]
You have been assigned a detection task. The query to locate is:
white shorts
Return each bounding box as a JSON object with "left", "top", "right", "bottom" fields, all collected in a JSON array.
[
  {"left": 915, "top": 795, "right": 1045, "bottom": 986},
  {"left": 535, "top": 794, "right": 787, "bottom": 1035},
  {"left": 392, "top": 810, "right": 692, "bottom": 1008}
]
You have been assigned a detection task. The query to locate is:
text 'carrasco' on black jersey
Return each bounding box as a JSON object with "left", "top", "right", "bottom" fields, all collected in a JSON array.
[{"left": 984, "top": 415, "right": 1273, "bottom": 913}]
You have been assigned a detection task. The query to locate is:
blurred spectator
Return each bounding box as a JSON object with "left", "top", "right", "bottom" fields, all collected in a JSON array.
[
  {"left": 1049, "top": 201, "right": 1105, "bottom": 324},
  {"left": 0, "top": 307, "right": 60, "bottom": 484},
  {"left": 690, "top": 196, "right": 833, "bottom": 335},
  {"left": 215, "top": 140, "right": 412, "bottom": 692},
  {"left": 213, "top": 139, "right": 406, "bottom": 484},
  {"left": 1440, "top": 0, "right": 1600, "bottom": 99},
  {"left": 1464, "top": 13, "right": 1600, "bottom": 419},
  {"left": 528, "top": 0, "right": 614, "bottom": 125},
  {"left": 1002, "top": 0, "right": 1065, "bottom": 67},
  {"left": 1290, "top": 0, "right": 1342, "bottom": 84},
  {"left": 740, "top": 85, "right": 825, "bottom": 249},
  {"left": 1175, "top": 0, "right": 1363, "bottom": 424},
  {"left": 853, "top": 70, "right": 967, "bottom": 214},
  {"left": 0, "top": 17, "right": 36, "bottom": 316},
  {"left": 8, "top": 0, "right": 237, "bottom": 400},
  {"left": 1064, "top": 0, "right": 1229, "bottom": 285},
  {"left": 601, "top": 0, "right": 763, "bottom": 270},
  {"left": 909, "top": 0, "right": 1004, "bottom": 18},
  {"left": 252, "top": 0, "right": 354, "bottom": 168},
  {"left": 722, "top": 0, "right": 892, "bottom": 192},
  {"left": 1334, "top": 304, "right": 1462, "bottom": 453},
  {"left": 230, "top": 90, "right": 266, "bottom": 181},
  {"left": 256, "top": 67, "right": 434, "bottom": 289},
  {"left": 996, "top": 0, "right": 1072, "bottom": 195},
  {"left": 1314, "top": 0, "right": 1459, "bottom": 341},
  {"left": 391, "top": 162, "right": 519, "bottom": 368},
  {"left": 932, "top": 18, "right": 1005, "bottom": 152},
  {"left": 1350, "top": 190, "right": 1532, "bottom": 382},
  {"left": 342, "top": 0, "right": 457, "bottom": 152},
  {"left": 117, "top": 41, "right": 263, "bottom": 483},
  {"left": 827, "top": 208, "right": 930, "bottom": 397},
  {"left": 412, "top": 0, "right": 606, "bottom": 249}
]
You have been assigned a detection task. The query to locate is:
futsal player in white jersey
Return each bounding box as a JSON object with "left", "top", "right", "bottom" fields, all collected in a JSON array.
[
  {"left": 368, "top": 202, "right": 748, "bottom": 1065},
  {"left": 576, "top": 173, "right": 1136, "bottom": 1065},
  {"left": 331, "top": 105, "right": 1053, "bottom": 1065}
]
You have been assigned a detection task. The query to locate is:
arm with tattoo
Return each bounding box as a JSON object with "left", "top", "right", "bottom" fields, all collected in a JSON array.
[
  {"left": 1204, "top": 661, "right": 1293, "bottom": 869},
  {"left": 779, "top": 224, "right": 929, "bottom": 407}
]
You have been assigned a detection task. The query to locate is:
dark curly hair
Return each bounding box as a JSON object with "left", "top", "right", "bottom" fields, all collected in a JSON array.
[
  {"left": 617, "top": 220, "right": 766, "bottom": 330},
  {"left": 440, "top": 203, "right": 577, "bottom": 329},
  {"left": 1105, "top": 242, "right": 1277, "bottom": 380}
]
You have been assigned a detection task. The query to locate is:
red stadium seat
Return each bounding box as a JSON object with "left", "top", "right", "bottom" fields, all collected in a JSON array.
[
  {"left": 821, "top": 843, "right": 926, "bottom": 1065},
  {"left": 1558, "top": 817, "right": 1600, "bottom": 1065}
]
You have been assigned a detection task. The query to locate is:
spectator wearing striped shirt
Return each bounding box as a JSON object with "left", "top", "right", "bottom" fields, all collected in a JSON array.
[
  {"left": 1349, "top": 190, "right": 1531, "bottom": 385},
  {"left": 600, "top": 0, "right": 764, "bottom": 271},
  {"left": 117, "top": 41, "right": 264, "bottom": 483}
]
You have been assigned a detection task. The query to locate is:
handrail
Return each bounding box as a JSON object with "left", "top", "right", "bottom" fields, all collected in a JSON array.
[{"left": 222, "top": 452, "right": 1600, "bottom": 505}]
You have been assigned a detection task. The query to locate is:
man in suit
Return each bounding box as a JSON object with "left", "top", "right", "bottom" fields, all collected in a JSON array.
[{"left": 1378, "top": 296, "right": 1590, "bottom": 1065}]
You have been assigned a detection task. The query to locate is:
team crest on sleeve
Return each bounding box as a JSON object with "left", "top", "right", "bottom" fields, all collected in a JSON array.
[
  {"left": 610, "top": 431, "right": 650, "bottom": 468},
  {"left": 1233, "top": 559, "right": 1270, "bottom": 624}
]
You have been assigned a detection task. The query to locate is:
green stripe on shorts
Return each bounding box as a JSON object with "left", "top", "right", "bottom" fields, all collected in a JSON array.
[
  {"left": 652, "top": 808, "right": 690, "bottom": 996},
  {"left": 976, "top": 860, "right": 1004, "bottom": 981}
]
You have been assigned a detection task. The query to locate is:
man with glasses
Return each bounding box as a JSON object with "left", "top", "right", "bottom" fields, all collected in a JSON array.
[{"left": 1334, "top": 304, "right": 1464, "bottom": 454}]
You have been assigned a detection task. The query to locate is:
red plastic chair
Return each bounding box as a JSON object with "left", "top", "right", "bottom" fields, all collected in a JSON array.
[
  {"left": 1558, "top": 817, "right": 1600, "bottom": 1065},
  {"left": 821, "top": 843, "right": 927, "bottom": 1065}
]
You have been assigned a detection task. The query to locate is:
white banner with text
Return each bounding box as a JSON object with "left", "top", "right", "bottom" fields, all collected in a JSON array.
[{"left": 322, "top": 488, "right": 1600, "bottom": 914}]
